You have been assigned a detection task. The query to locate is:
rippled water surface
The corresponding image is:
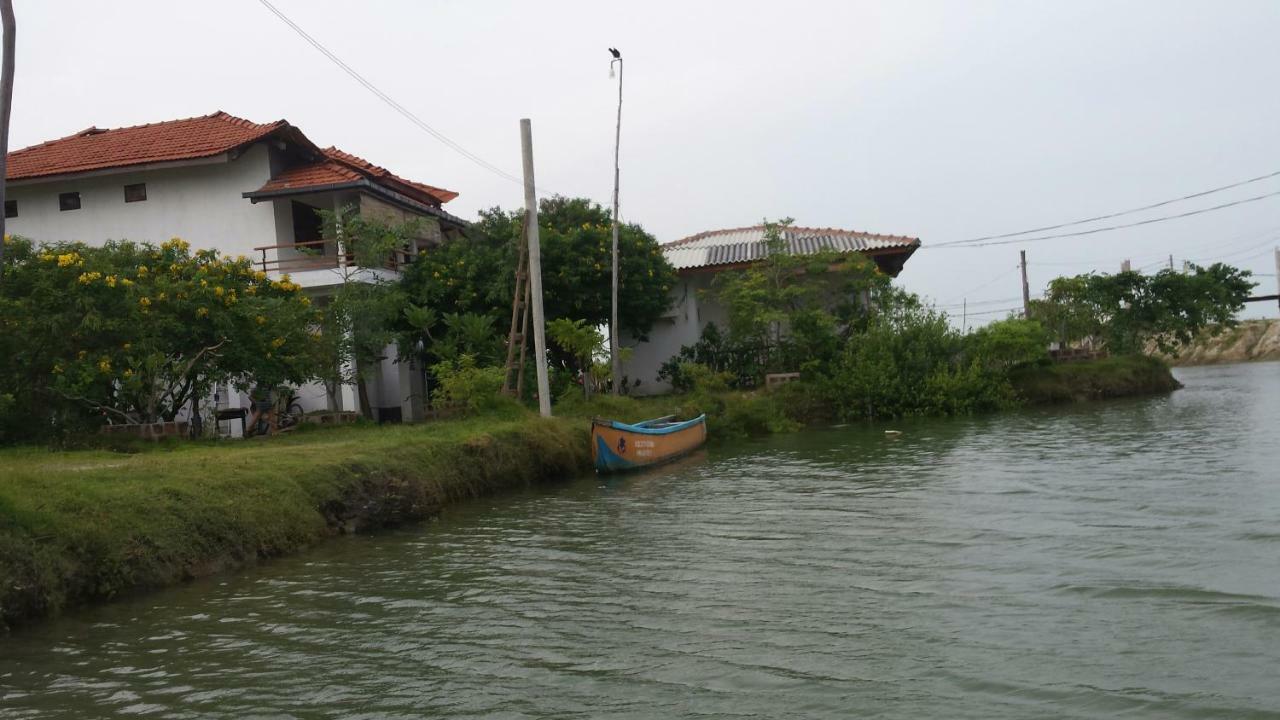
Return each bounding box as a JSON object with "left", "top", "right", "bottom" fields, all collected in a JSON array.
[{"left": 4, "top": 362, "right": 1280, "bottom": 718}]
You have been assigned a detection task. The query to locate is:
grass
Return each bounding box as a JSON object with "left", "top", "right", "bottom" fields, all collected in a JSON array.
[
  {"left": 0, "top": 405, "right": 589, "bottom": 630},
  {"left": 1009, "top": 354, "right": 1181, "bottom": 404}
]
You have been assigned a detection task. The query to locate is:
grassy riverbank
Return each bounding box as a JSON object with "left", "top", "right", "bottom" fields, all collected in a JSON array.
[
  {"left": 0, "top": 356, "right": 1179, "bottom": 629},
  {"left": 0, "top": 408, "right": 588, "bottom": 630}
]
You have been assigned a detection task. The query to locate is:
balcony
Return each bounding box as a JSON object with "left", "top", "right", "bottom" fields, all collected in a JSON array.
[{"left": 252, "top": 239, "right": 416, "bottom": 276}]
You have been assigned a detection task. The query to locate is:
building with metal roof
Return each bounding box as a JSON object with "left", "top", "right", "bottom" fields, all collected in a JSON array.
[{"left": 623, "top": 224, "right": 921, "bottom": 394}]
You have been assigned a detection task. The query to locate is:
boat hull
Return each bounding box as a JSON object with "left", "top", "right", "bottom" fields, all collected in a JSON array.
[{"left": 591, "top": 415, "right": 707, "bottom": 473}]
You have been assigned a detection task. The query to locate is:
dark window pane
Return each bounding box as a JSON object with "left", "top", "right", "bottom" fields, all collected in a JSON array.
[
  {"left": 59, "top": 192, "right": 81, "bottom": 212},
  {"left": 3, "top": 200, "right": 15, "bottom": 218},
  {"left": 124, "top": 183, "right": 147, "bottom": 203}
]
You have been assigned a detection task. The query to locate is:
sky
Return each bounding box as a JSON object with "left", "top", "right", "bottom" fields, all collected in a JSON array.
[{"left": 10, "top": 0, "right": 1280, "bottom": 323}]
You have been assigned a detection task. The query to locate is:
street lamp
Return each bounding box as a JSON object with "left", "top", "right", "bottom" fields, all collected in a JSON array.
[{"left": 608, "top": 47, "right": 622, "bottom": 394}]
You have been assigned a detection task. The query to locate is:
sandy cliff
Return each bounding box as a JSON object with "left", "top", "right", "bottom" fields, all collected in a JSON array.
[{"left": 1155, "top": 319, "right": 1280, "bottom": 366}]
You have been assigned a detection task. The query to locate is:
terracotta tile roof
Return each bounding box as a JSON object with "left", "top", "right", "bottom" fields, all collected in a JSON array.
[
  {"left": 6, "top": 111, "right": 289, "bottom": 181},
  {"left": 251, "top": 148, "right": 459, "bottom": 206},
  {"left": 254, "top": 161, "right": 364, "bottom": 194},
  {"left": 662, "top": 225, "right": 921, "bottom": 272},
  {"left": 321, "top": 147, "right": 459, "bottom": 204}
]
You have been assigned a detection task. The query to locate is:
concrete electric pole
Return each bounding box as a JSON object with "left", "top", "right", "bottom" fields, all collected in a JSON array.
[
  {"left": 520, "top": 119, "right": 552, "bottom": 418},
  {"left": 0, "top": 0, "right": 16, "bottom": 281}
]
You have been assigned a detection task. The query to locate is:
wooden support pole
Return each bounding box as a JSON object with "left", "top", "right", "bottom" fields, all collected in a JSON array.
[{"left": 520, "top": 119, "right": 552, "bottom": 418}]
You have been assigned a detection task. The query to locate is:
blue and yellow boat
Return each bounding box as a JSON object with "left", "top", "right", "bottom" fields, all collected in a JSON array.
[{"left": 591, "top": 414, "right": 708, "bottom": 473}]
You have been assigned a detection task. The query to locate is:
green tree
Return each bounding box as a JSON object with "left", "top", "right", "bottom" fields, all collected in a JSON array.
[
  {"left": 1030, "top": 264, "right": 1255, "bottom": 355},
  {"left": 0, "top": 237, "right": 320, "bottom": 439},
  {"left": 317, "top": 207, "right": 422, "bottom": 419},
  {"left": 398, "top": 196, "right": 677, "bottom": 373}
]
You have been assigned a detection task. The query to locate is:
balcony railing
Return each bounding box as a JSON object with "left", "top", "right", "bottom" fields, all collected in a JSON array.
[{"left": 252, "top": 239, "right": 416, "bottom": 275}]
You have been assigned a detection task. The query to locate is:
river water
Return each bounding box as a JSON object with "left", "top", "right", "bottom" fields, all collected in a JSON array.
[{"left": 3, "top": 362, "right": 1280, "bottom": 718}]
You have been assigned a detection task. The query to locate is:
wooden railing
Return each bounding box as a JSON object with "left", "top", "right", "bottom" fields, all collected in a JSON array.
[{"left": 252, "top": 239, "right": 416, "bottom": 275}]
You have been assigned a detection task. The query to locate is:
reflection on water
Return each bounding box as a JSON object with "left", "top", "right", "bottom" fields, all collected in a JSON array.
[{"left": 3, "top": 362, "right": 1279, "bottom": 718}]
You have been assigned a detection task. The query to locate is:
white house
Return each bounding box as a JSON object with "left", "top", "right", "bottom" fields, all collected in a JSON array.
[
  {"left": 5, "top": 110, "right": 468, "bottom": 431},
  {"left": 622, "top": 225, "right": 921, "bottom": 395}
]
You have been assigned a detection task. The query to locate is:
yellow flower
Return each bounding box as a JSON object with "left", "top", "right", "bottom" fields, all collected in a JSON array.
[
  {"left": 77, "top": 350, "right": 87, "bottom": 360},
  {"left": 214, "top": 286, "right": 225, "bottom": 297},
  {"left": 156, "top": 292, "right": 167, "bottom": 301},
  {"left": 200, "top": 279, "right": 209, "bottom": 288},
  {"left": 105, "top": 275, "right": 118, "bottom": 288},
  {"left": 97, "top": 358, "right": 112, "bottom": 373},
  {"left": 39, "top": 252, "right": 55, "bottom": 262},
  {"left": 77, "top": 271, "right": 102, "bottom": 284},
  {"left": 256, "top": 315, "right": 267, "bottom": 325},
  {"left": 139, "top": 297, "right": 152, "bottom": 310},
  {"left": 137, "top": 265, "right": 148, "bottom": 276},
  {"left": 299, "top": 296, "right": 311, "bottom": 307},
  {"left": 271, "top": 337, "right": 286, "bottom": 349},
  {"left": 162, "top": 237, "right": 190, "bottom": 252},
  {"left": 57, "top": 252, "right": 83, "bottom": 268},
  {"left": 121, "top": 278, "right": 134, "bottom": 287},
  {"left": 122, "top": 342, "right": 131, "bottom": 350},
  {"left": 245, "top": 286, "right": 257, "bottom": 296},
  {"left": 122, "top": 368, "right": 134, "bottom": 379},
  {"left": 196, "top": 307, "right": 209, "bottom": 318},
  {"left": 254, "top": 270, "right": 267, "bottom": 282}
]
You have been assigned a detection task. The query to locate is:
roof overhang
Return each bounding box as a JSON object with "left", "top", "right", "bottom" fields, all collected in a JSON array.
[{"left": 243, "top": 178, "right": 468, "bottom": 229}]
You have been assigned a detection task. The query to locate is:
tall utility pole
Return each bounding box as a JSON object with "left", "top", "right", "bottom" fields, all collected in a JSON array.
[
  {"left": 0, "top": 0, "right": 15, "bottom": 281},
  {"left": 520, "top": 119, "right": 551, "bottom": 418},
  {"left": 608, "top": 48, "right": 623, "bottom": 394},
  {"left": 1168, "top": 254, "right": 1174, "bottom": 271},
  {"left": 1019, "top": 249, "right": 1030, "bottom": 319},
  {"left": 1274, "top": 247, "right": 1280, "bottom": 313},
  {"left": 1121, "top": 259, "right": 1131, "bottom": 273}
]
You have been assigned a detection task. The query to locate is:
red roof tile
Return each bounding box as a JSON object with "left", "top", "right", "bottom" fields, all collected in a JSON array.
[
  {"left": 254, "top": 162, "right": 364, "bottom": 194},
  {"left": 322, "top": 147, "right": 459, "bottom": 204},
  {"left": 6, "top": 111, "right": 289, "bottom": 181}
]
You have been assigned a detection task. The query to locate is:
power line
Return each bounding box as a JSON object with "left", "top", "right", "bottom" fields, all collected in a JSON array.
[
  {"left": 943, "top": 168, "right": 1280, "bottom": 245},
  {"left": 256, "top": 0, "right": 531, "bottom": 189},
  {"left": 930, "top": 189, "right": 1280, "bottom": 249}
]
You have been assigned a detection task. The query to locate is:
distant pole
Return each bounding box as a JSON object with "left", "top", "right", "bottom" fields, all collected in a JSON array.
[
  {"left": 1019, "top": 250, "right": 1030, "bottom": 319},
  {"left": 608, "top": 48, "right": 623, "bottom": 395},
  {"left": 0, "top": 0, "right": 15, "bottom": 281},
  {"left": 1274, "top": 247, "right": 1280, "bottom": 313},
  {"left": 1168, "top": 253, "right": 1174, "bottom": 271},
  {"left": 962, "top": 298, "right": 968, "bottom": 334},
  {"left": 1121, "top": 258, "right": 1131, "bottom": 273},
  {"left": 520, "top": 119, "right": 551, "bottom": 417}
]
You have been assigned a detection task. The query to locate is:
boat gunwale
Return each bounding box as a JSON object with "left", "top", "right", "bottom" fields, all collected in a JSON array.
[{"left": 591, "top": 414, "right": 707, "bottom": 436}]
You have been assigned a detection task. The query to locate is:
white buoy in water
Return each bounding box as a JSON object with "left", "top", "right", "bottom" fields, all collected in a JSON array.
[{"left": 884, "top": 430, "right": 902, "bottom": 437}]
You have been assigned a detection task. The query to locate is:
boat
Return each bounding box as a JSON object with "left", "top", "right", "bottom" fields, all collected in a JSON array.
[{"left": 591, "top": 414, "right": 708, "bottom": 473}]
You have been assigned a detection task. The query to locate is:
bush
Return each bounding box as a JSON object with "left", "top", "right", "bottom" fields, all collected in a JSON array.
[{"left": 431, "top": 355, "right": 506, "bottom": 413}]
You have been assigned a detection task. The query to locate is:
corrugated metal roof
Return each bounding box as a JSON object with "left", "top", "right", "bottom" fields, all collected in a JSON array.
[{"left": 662, "top": 226, "right": 920, "bottom": 270}]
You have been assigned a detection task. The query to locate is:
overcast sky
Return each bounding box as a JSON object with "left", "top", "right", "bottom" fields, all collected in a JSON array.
[{"left": 12, "top": 1, "right": 1280, "bottom": 322}]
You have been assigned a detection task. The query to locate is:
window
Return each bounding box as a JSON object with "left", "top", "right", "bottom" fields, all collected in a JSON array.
[
  {"left": 59, "top": 192, "right": 81, "bottom": 212},
  {"left": 3, "top": 200, "right": 15, "bottom": 218},
  {"left": 124, "top": 183, "right": 147, "bottom": 203}
]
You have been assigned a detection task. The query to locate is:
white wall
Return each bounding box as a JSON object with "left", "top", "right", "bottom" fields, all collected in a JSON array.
[
  {"left": 623, "top": 273, "right": 728, "bottom": 395},
  {"left": 6, "top": 143, "right": 279, "bottom": 256}
]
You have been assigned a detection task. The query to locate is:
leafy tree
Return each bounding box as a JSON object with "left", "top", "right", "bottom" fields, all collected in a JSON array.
[
  {"left": 398, "top": 196, "right": 677, "bottom": 373},
  {"left": 317, "top": 207, "right": 421, "bottom": 418},
  {"left": 703, "top": 218, "right": 895, "bottom": 383},
  {"left": 1030, "top": 264, "right": 1255, "bottom": 355},
  {"left": 546, "top": 317, "right": 605, "bottom": 400},
  {"left": 0, "top": 236, "right": 320, "bottom": 440}
]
